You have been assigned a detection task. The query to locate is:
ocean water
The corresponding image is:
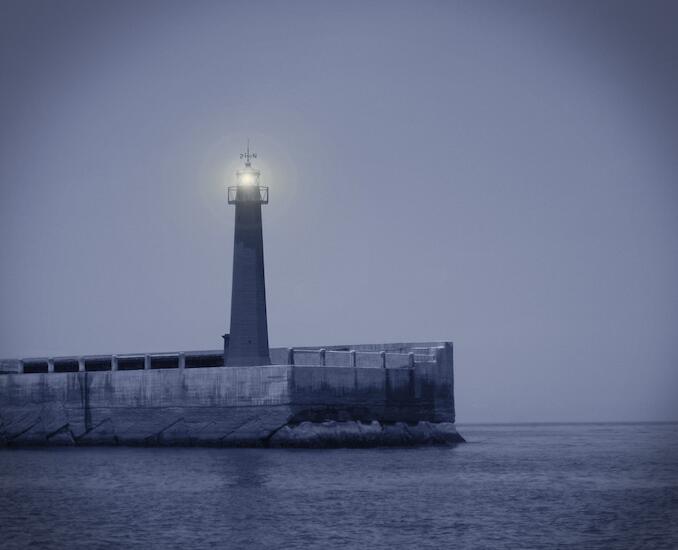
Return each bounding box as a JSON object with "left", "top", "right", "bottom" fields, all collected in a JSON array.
[{"left": 1, "top": 423, "right": 677, "bottom": 549}]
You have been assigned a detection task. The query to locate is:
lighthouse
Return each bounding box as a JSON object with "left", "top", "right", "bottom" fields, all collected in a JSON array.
[{"left": 225, "top": 143, "right": 271, "bottom": 366}]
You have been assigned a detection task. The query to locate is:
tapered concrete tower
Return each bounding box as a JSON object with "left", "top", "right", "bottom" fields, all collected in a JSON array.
[{"left": 225, "top": 144, "right": 271, "bottom": 366}]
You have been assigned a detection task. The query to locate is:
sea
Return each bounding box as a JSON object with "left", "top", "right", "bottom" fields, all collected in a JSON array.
[{"left": 1, "top": 423, "right": 677, "bottom": 549}]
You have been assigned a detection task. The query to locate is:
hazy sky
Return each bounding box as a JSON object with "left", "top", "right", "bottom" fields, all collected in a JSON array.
[{"left": 1, "top": 0, "right": 677, "bottom": 423}]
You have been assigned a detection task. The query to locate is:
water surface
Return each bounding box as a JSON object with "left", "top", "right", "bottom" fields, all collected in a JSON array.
[{"left": 1, "top": 423, "right": 677, "bottom": 549}]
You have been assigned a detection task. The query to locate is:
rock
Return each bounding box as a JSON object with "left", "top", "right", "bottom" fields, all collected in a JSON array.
[{"left": 269, "top": 420, "right": 464, "bottom": 448}]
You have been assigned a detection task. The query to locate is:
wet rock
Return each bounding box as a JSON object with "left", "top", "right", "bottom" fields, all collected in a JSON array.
[{"left": 269, "top": 420, "right": 464, "bottom": 448}]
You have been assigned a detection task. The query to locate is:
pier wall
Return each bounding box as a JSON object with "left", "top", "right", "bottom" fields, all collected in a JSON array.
[{"left": 0, "top": 342, "right": 456, "bottom": 447}]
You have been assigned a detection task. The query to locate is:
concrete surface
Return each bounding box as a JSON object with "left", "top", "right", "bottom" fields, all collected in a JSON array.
[{"left": 0, "top": 342, "right": 458, "bottom": 447}]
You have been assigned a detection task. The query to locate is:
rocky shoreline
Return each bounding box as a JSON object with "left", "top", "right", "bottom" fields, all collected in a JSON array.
[{"left": 269, "top": 420, "right": 465, "bottom": 448}]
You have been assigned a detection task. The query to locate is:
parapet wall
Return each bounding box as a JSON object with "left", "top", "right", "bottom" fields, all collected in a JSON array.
[
  {"left": 0, "top": 342, "right": 456, "bottom": 447},
  {"left": 0, "top": 342, "right": 446, "bottom": 374}
]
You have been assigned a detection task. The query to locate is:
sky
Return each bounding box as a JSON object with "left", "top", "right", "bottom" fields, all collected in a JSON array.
[{"left": 1, "top": 0, "right": 677, "bottom": 423}]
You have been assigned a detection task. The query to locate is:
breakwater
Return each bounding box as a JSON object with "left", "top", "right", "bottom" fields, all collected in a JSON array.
[{"left": 0, "top": 342, "right": 462, "bottom": 447}]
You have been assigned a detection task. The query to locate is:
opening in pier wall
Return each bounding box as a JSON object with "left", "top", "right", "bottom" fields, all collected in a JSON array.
[
  {"left": 23, "top": 361, "right": 48, "bottom": 373},
  {"left": 185, "top": 354, "right": 223, "bottom": 368},
  {"left": 151, "top": 356, "right": 179, "bottom": 369},
  {"left": 54, "top": 360, "right": 78, "bottom": 373},
  {"left": 118, "top": 357, "right": 144, "bottom": 370},
  {"left": 85, "top": 358, "right": 112, "bottom": 372}
]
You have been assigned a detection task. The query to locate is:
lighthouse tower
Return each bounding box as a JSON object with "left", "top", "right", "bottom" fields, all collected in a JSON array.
[{"left": 225, "top": 144, "right": 271, "bottom": 366}]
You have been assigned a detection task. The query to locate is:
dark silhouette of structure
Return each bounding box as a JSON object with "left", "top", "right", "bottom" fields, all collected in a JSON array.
[{"left": 225, "top": 144, "right": 271, "bottom": 366}]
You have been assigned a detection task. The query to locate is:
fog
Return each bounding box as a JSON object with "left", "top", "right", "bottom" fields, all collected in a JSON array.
[{"left": 1, "top": 0, "right": 677, "bottom": 422}]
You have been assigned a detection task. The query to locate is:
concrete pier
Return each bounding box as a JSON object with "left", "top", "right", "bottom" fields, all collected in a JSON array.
[{"left": 0, "top": 341, "right": 461, "bottom": 447}]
